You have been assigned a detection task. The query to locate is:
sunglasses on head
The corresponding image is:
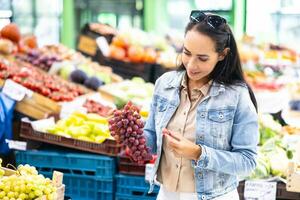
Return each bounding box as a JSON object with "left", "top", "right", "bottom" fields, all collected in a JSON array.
[{"left": 190, "top": 10, "right": 227, "bottom": 29}]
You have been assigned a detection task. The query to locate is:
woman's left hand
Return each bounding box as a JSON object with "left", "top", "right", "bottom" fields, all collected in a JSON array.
[{"left": 163, "top": 128, "right": 202, "bottom": 160}]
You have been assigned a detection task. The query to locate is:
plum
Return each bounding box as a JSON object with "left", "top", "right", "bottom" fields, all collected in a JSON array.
[
  {"left": 84, "top": 76, "right": 103, "bottom": 90},
  {"left": 70, "top": 69, "right": 88, "bottom": 84}
]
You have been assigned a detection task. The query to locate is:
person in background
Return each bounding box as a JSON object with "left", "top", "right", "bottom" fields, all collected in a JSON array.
[{"left": 144, "top": 10, "right": 259, "bottom": 200}]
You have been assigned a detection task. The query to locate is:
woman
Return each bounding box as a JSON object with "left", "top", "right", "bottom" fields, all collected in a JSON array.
[{"left": 144, "top": 11, "right": 259, "bottom": 200}]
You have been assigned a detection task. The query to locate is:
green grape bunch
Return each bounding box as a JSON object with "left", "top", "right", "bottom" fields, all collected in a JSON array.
[{"left": 0, "top": 162, "right": 57, "bottom": 200}]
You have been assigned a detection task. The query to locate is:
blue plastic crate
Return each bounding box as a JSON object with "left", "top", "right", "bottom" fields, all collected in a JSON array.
[
  {"left": 115, "top": 194, "right": 158, "bottom": 200},
  {"left": 41, "top": 171, "right": 114, "bottom": 200},
  {"left": 15, "top": 149, "right": 115, "bottom": 179},
  {"left": 115, "top": 174, "right": 159, "bottom": 199}
]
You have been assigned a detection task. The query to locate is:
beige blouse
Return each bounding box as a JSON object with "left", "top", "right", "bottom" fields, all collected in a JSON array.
[{"left": 157, "top": 75, "right": 211, "bottom": 192}]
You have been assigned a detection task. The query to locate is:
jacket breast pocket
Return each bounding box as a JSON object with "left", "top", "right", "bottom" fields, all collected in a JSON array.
[{"left": 207, "top": 108, "right": 235, "bottom": 149}]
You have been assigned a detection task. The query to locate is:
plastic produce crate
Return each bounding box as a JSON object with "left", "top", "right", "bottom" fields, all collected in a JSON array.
[
  {"left": 15, "top": 150, "right": 115, "bottom": 200},
  {"left": 15, "top": 149, "right": 116, "bottom": 179},
  {"left": 118, "top": 155, "right": 146, "bottom": 176},
  {"left": 20, "top": 118, "right": 124, "bottom": 156},
  {"left": 42, "top": 172, "right": 113, "bottom": 200},
  {"left": 115, "top": 174, "right": 159, "bottom": 200},
  {"left": 115, "top": 194, "right": 158, "bottom": 200}
]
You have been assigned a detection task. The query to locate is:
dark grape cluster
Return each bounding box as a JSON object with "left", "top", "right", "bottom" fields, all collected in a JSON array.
[
  {"left": 17, "top": 49, "right": 61, "bottom": 71},
  {"left": 109, "top": 101, "right": 152, "bottom": 164}
]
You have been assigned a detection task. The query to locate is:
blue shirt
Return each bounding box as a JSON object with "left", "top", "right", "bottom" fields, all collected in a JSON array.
[{"left": 144, "top": 70, "right": 259, "bottom": 200}]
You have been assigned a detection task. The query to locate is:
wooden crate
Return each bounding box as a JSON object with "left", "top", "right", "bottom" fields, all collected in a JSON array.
[
  {"left": 20, "top": 119, "right": 124, "bottom": 156},
  {"left": 287, "top": 161, "right": 300, "bottom": 193}
]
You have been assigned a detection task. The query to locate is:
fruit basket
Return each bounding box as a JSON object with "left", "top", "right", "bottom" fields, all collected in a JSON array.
[{"left": 20, "top": 118, "right": 124, "bottom": 156}]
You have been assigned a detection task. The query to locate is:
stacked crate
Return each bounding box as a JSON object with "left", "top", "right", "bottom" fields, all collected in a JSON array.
[
  {"left": 115, "top": 174, "right": 160, "bottom": 200},
  {"left": 15, "top": 149, "right": 116, "bottom": 200}
]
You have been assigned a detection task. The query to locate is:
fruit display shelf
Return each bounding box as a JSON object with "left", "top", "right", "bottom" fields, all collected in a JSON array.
[
  {"left": 37, "top": 44, "right": 123, "bottom": 85},
  {"left": 20, "top": 118, "right": 124, "bottom": 156},
  {"left": 0, "top": 78, "right": 60, "bottom": 119},
  {"left": 0, "top": 58, "right": 96, "bottom": 119}
]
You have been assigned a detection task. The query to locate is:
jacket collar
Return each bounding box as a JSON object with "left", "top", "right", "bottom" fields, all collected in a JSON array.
[{"left": 165, "top": 70, "right": 225, "bottom": 97}]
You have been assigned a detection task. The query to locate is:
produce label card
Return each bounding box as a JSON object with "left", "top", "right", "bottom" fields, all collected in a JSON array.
[
  {"left": 5, "top": 139, "right": 27, "bottom": 151},
  {"left": 244, "top": 180, "right": 277, "bottom": 200},
  {"left": 3, "top": 79, "right": 33, "bottom": 101},
  {"left": 145, "top": 163, "right": 154, "bottom": 182}
]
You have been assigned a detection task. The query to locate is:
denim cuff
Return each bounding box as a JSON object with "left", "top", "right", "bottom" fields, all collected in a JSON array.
[{"left": 192, "top": 145, "right": 209, "bottom": 168}]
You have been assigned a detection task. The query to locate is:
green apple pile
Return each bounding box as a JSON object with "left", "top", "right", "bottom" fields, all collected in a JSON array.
[
  {"left": 46, "top": 112, "right": 112, "bottom": 143},
  {"left": 0, "top": 163, "right": 57, "bottom": 200}
]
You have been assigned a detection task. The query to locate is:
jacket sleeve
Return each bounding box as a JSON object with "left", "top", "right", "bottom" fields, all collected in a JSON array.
[
  {"left": 143, "top": 98, "right": 157, "bottom": 154},
  {"left": 192, "top": 87, "right": 259, "bottom": 177},
  {"left": 143, "top": 77, "right": 162, "bottom": 154}
]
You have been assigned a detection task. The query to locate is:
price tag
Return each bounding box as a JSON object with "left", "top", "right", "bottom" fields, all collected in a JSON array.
[
  {"left": 52, "top": 171, "right": 64, "bottom": 187},
  {"left": 145, "top": 163, "right": 154, "bottom": 182},
  {"left": 244, "top": 180, "right": 277, "bottom": 200},
  {"left": 2, "top": 79, "right": 33, "bottom": 101},
  {"left": 31, "top": 117, "right": 55, "bottom": 132},
  {"left": 96, "top": 36, "right": 110, "bottom": 57},
  {"left": 60, "top": 102, "right": 87, "bottom": 119},
  {"left": 6, "top": 140, "right": 27, "bottom": 151}
]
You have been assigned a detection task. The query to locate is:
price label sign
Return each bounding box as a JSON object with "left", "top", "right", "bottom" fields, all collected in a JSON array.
[
  {"left": 2, "top": 79, "right": 33, "bottom": 101},
  {"left": 6, "top": 140, "right": 27, "bottom": 151},
  {"left": 145, "top": 163, "right": 154, "bottom": 182},
  {"left": 60, "top": 102, "right": 87, "bottom": 119},
  {"left": 244, "top": 180, "right": 277, "bottom": 200},
  {"left": 96, "top": 36, "right": 110, "bottom": 57}
]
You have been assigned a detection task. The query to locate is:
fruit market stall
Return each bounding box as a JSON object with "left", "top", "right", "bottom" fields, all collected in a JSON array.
[{"left": 1, "top": 16, "right": 300, "bottom": 200}]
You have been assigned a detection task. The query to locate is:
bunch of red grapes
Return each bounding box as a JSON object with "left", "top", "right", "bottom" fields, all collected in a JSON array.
[{"left": 109, "top": 101, "right": 152, "bottom": 164}]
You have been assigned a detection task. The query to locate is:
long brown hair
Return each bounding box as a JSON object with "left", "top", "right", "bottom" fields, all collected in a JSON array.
[{"left": 178, "top": 19, "right": 257, "bottom": 110}]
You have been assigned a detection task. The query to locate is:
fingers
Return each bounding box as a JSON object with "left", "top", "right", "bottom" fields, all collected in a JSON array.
[
  {"left": 168, "top": 130, "right": 181, "bottom": 141},
  {"left": 164, "top": 133, "right": 179, "bottom": 148},
  {"left": 162, "top": 128, "right": 169, "bottom": 135},
  {"left": 162, "top": 128, "right": 181, "bottom": 141}
]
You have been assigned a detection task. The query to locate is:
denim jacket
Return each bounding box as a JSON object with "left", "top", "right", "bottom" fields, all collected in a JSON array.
[{"left": 144, "top": 71, "right": 259, "bottom": 200}]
